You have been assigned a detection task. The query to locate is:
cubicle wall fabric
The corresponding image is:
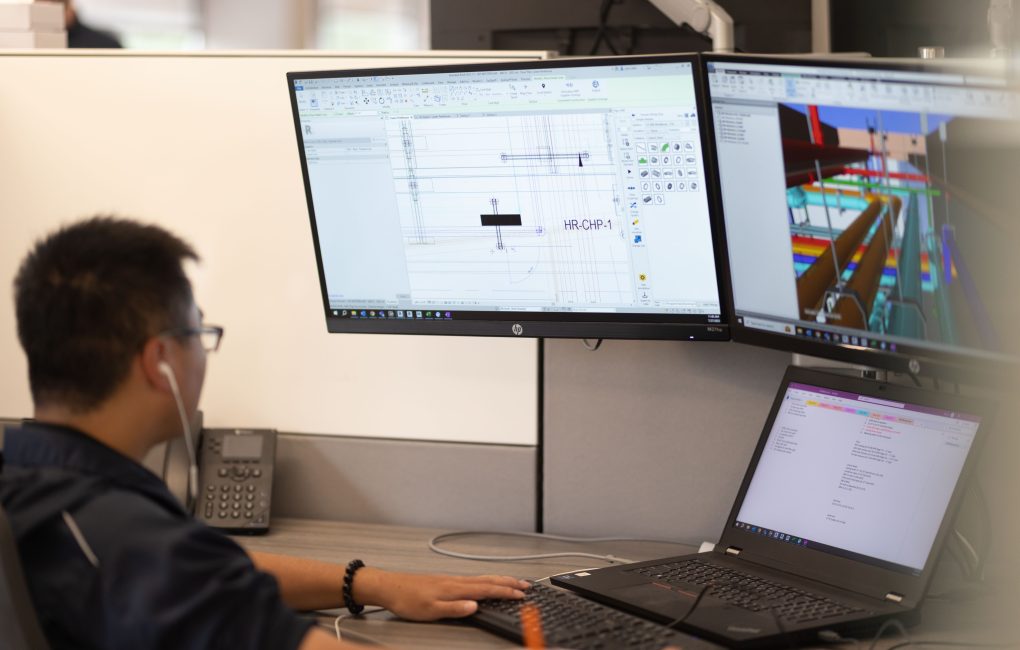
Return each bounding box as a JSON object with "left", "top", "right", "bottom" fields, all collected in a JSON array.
[
  {"left": 272, "top": 433, "right": 536, "bottom": 530},
  {"left": 0, "top": 51, "right": 544, "bottom": 446}
]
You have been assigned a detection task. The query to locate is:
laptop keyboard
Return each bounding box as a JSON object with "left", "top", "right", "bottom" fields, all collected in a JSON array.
[
  {"left": 473, "top": 582, "right": 721, "bottom": 649},
  {"left": 630, "top": 559, "right": 865, "bottom": 624}
]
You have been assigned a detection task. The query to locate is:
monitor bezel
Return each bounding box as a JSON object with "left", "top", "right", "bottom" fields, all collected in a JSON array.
[
  {"left": 700, "top": 53, "right": 1016, "bottom": 382},
  {"left": 286, "top": 54, "right": 731, "bottom": 341}
]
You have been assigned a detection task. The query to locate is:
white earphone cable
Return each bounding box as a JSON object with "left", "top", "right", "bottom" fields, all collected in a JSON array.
[{"left": 159, "top": 362, "right": 199, "bottom": 508}]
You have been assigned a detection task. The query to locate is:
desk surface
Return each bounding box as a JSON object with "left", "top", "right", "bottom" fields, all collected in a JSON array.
[{"left": 237, "top": 518, "right": 1014, "bottom": 650}]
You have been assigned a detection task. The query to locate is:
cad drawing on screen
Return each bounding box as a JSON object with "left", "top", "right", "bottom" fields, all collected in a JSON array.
[{"left": 389, "top": 111, "right": 632, "bottom": 308}]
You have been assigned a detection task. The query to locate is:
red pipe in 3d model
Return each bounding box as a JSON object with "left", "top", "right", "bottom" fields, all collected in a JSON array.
[
  {"left": 808, "top": 105, "right": 824, "bottom": 146},
  {"left": 841, "top": 167, "right": 929, "bottom": 183}
]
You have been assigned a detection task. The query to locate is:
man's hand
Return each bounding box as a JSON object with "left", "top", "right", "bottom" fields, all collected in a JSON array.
[{"left": 353, "top": 568, "right": 530, "bottom": 621}]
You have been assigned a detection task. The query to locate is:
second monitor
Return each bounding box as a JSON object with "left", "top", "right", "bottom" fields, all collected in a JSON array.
[
  {"left": 288, "top": 55, "right": 728, "bottom": 340},
  {"left": 705, "top": 55, "right": 1019, "bottom": 379}
]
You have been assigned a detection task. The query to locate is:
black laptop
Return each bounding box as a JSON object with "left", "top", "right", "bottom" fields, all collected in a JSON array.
[{"left": 553, "top": 366, "right": 992, "bottom": 648}]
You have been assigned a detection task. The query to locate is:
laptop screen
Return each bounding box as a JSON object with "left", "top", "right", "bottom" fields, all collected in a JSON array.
[{"left": 733, "top": 380, "right": 981, "bottom": 575}]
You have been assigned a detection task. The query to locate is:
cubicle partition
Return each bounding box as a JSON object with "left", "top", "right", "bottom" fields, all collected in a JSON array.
[{"left": 0, "top": 50, "right": 546, "bottom": 530}]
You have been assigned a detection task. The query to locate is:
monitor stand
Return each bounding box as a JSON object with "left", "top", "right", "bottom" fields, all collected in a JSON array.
[{"left": 791, "top": 353, "right": 888, "bottom": 382}]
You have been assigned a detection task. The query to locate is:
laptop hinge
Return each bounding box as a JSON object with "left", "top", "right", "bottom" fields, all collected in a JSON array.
[
  {"left": 725, "top": 546, "right": 742, "bottom": 556},
  {"left": 884, "top": 592, "right": 904, "bottom": 603}
]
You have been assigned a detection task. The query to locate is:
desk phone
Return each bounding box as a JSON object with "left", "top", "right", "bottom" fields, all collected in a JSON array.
[{"left": 195, "top": 428, "right": 277, "bottom": 535}]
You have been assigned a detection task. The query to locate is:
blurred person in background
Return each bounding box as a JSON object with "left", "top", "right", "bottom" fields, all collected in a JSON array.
[{"left": 59, "top": 0, "right": 122, "bottom": 48}]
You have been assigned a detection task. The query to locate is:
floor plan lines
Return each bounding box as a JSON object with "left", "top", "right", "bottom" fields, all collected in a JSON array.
[{"left": 388, "top": 112, "right": 630, "bottom": 306}]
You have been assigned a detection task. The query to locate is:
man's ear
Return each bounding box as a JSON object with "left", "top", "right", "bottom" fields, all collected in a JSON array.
[{"left": 140, "top": 337, "right": 172, "bottom": 392}]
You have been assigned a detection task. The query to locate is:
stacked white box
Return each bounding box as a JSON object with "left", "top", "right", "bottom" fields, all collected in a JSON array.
[{"left": 0, "top": 1, "right": 66, "bottom": 49}]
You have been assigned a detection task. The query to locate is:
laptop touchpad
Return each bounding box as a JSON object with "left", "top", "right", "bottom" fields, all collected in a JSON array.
[{"left": 610, "top": 582, "right": 702, "bottom": 617}]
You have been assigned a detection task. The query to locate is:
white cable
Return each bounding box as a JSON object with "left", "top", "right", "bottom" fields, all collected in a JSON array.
[
  {"left": 159, "top": 361, "right": 199, "bottom": 508},
  {"left": 438, "top": 548, "right": 635, "bottom": 564},
  {"left": 334, "top": 607, "right": 384, "bottom": 642},
  {"left": 866, "top": 618, "right": 912, "bottom": 650},
  {"left": 953, "top": 529, "right": 981, "bottom": 575},
  {"left": 428, "top": 530, "right": 700, "bottom": 564}
]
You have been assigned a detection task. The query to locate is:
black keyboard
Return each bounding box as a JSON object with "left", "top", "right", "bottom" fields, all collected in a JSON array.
[
  {"left": 472, "top": 582, "right": 723, "bottom": 649},
  {"left": 630, "top": 559, "right": 864, "bottom": 624}
]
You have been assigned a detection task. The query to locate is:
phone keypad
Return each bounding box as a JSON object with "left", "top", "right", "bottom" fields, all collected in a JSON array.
[{"left": 203, "top": 482, "right": 268, "bottom": 522}]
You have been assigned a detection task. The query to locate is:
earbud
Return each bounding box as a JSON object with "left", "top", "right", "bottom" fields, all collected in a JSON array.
[
  {"left": 158, "top": 360, "right": 199, "bottom": 510},
  {"left": 157, "top": 360, "right": 174, "bottom": 382}
]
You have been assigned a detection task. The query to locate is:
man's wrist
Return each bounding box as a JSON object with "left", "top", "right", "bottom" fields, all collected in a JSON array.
[
  {"left": 350, "top": 566, "right": 388, "bottom": 609},
  {"left": 342, "top": 559, "right": 366, "bottom": 614}
]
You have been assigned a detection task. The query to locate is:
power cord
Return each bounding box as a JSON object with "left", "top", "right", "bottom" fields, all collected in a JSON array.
[
  {"left": 582, "top": 338, "right": 603, "bottom": 351},
  {"left": 970, "top": 477, "right": 992, "bottom": 582},
  {"left": 658, "top": 583, "right": 804, "bottom": 649},
  {"left": 943, "top": 533, "right": 973, "bottom": 581},
  {"left": 938, "top": 479, "right": 990, "bottom": 585},
  {"left": 867, "top": 618, "right": 912, "bottom": 650},
  {"left": 661, "top": 583, "right": 709, "bottom": 630},
  {"left": 428, "top": 530, "right": 699, "bottom": 565},
  {"left": 952, "top": 529, "right": 981, "bottom": 575}
]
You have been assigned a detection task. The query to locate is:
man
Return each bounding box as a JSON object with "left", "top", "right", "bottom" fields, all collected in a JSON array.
[
  {"left": 0, "top": 217, "right": 528, "bottom": 649},
  {"left": 58, "top": 0, "right": 123, "bottom": 48}
]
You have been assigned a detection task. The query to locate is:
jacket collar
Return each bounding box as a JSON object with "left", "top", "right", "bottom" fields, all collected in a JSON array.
[{"left": 3, "top": 420, "right": 186, "bottom": 515}]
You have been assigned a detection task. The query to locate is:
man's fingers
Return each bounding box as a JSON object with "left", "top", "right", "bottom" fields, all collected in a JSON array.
[
  {"left": 441, "top": 583, "right": 526, "bottom": 602},
  {"left": 463, "top": 575, "right": 531, "bottom": 589},
  {"left": 380, "top": 573, "right": 532, "bottom": 622},
  {"left": 430, "top": 599, "right": 479, "bottom": 619}
]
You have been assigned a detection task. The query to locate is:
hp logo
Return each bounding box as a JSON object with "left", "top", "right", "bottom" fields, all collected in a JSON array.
[{"left": 511, "top": 323, "right": 524, "bottom": 336}]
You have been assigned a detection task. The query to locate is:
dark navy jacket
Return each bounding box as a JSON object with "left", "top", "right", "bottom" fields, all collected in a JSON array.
[{"left": 0, "top": 422, "right": 313, "bottom": 650}]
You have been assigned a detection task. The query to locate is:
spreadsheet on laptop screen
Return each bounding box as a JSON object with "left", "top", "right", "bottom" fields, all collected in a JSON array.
[{"left": 735, "top": 381, "right": 980, "bottom": 574}]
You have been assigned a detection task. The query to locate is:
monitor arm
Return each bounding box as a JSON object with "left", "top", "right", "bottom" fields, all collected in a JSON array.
[
  {"left": 988, "top": 0, "right": 1013, "bottom": 57},
  {"left": 647, "top": 0, "right": 735, "bottom": 52}
]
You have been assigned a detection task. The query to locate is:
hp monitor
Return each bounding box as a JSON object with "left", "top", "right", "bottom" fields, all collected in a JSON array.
[
  {"left": 287, "top": 55, "right": 727, "bottom": 339},
  {"left": 704, "top": 55, "right": 1019, "bottom": 379}
]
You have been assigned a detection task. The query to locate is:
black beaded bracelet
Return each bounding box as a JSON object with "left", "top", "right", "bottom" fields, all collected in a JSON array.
[{"left": 342, "top": 559, "right": 366, "bottom": 615}]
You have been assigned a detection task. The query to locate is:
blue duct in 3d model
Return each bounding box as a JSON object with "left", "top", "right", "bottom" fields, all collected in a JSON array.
[
  {"left": 887, "top": 196, "right": 924, "bottom": 339},
  {"left": 787, "top": 186, "right": 870, "bottom": 212}
]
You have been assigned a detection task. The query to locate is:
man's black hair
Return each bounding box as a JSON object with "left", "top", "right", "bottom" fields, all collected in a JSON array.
[{"left": 14, "top": 216, "right": 199, "bottom": 412}]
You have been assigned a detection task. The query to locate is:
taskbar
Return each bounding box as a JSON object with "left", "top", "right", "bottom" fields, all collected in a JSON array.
[
  {"left": 732, "top": 521, "right": 919, "bottom": 576},
  {"left": 330, "top": 306, "right": 723, "bottom": 324},
  {"left": 736, "top": 314, "right": 1019, "bottom": 383},
  {"left": 737, "top": 313, "right": 982, "bottom": 358},
  {"left": 340, "top": 307, "right": 453, "bottom": 321}
]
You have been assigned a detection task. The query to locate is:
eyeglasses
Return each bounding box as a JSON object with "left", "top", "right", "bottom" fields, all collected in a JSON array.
[{"left": 162, "top": 325, "right": 225, "bottom": 353}]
